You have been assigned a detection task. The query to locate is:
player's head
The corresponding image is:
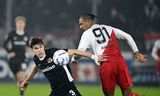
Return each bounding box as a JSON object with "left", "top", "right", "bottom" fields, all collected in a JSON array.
[
  {"left": 29, "top": 37, "right": 45, "bottom": 58},
  {"left": 15, "top": 16, "right": 26, "bottom": 31},
  {"left": 79, "top": 13, "right": 97, "bottom": 31}
]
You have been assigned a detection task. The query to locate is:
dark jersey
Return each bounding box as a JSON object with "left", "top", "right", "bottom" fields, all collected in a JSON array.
[
  {"left": 4, "top": 30, "right": 29, "bottom": 60},
  {"left": 33, "top": 48, "right": 74, "bottom": 91}
]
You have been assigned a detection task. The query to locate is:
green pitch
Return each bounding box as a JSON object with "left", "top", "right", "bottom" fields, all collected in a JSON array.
[{"left": 0, "top": 82, "right": 160, "bottom": 96}]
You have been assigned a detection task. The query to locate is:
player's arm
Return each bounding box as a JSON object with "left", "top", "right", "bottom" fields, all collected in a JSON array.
[
  {"left": 3, "top": 32, "right": 16, "bottom": 58},
  {"left": 71, "top": 32, "right": 91, "bottom": 62},
  {"left": 113, "top": 27, "right": 147, "bottom": 62},
  {"left": 68, "top": 49, "right": 107, "bottom": 65},
  {"left": 151, "top": 40, "right": 159, "bottom": 60},
  {"left": 20, "top": 64, "right": 38, "bottom": 90},
  {"left": 3, "top": 34, "right": 10, "bottom": 52}
]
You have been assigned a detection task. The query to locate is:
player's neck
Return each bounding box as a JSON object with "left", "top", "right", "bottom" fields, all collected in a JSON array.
[
  {"left": 16, "top": 30, "right": 25, "bottom": 35},
  {"left": 39, "top": 54, "right": 46, "bottom": 61}
]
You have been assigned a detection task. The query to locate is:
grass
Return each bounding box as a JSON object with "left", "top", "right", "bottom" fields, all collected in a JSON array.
[{"left": 0, "top": 82, "right": 159, "bottom": 96}]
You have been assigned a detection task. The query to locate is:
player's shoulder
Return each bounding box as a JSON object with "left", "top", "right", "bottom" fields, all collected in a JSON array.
[
  {"left": 47, "top": 48, "right": 59, "bottom": 52},
  {"left": 33, "top": 55, "right": 39, "bottom": 62},
  {"left": 8, "top": 30, "right": 16, "bottom": 36},
  {"left": 155, "top": 40, "right": 160, "bottom": 45},
  {"left": 91, "top": 24, "right": 113, "bottom": 30},
  {"left": 45, "top": 48, "right": 60, "bottom": 54}
]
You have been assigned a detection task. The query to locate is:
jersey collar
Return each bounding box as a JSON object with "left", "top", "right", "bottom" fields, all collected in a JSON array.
[{"left": 39, "top": 54, "right": 46, "bottom": 61}]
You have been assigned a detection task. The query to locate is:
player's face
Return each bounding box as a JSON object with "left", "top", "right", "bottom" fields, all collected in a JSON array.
[
  {"left": 16, "top": 20, "right": 26, "bottom": 31},
  {"left": 79, "top": 18, "right": 92, "bottom": 31},
  {"left": 32, "top": 44, "right": 45, "bottom": 58}
]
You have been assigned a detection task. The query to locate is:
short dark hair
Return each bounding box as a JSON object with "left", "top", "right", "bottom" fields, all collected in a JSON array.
[
  {"left": 29, "top": 37, "right": 43, "bottom": 48},
  {"left": 79, "top": 13, "right": 97, "bottom": 21}
]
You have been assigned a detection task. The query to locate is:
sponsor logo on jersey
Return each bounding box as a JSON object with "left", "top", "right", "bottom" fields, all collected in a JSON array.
[
  {"left": 41, "top": 65, "right": 55, "bottom": 72},
  {"left": 101, "top": 45, "right": 106, "bottom": 49},
  {"left": 13, "top": 41, "right": 26, "bottom": 45},
  {"left": 47, "top": 58, "right": 53, "bottom": 63}
]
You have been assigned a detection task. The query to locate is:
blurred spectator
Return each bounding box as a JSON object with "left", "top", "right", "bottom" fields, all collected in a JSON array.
[
  {"left": 145, "top": 0, "right": 160, "bottom": 31},
  {"left": 3, "top": 16, "right": 29, "bottom": 96},
  {"left": 152, "top": 39, "right": 160, "bottom": 76}
]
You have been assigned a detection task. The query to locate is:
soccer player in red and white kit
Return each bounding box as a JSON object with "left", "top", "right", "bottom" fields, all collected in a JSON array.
[
  {"left": 72, "top": 13, "right": 147, "bottom": 96},
  {"left": 152, "top": 39, "right": 160, "bottom": 76}
]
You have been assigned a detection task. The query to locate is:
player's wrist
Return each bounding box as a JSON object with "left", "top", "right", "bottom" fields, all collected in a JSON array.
[
  {"left": 91, "top": 55, "right": 96, "bottom": 60},
  {"left": 134, "top": 51, "right": 139, "bottom": 55},
  {"left": 91, "top": 55, "right": 100, "bottom": 65}
]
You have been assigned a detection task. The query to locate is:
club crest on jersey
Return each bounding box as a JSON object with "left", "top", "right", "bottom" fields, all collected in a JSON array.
[
  {"left": 47, "top": 58, "right": 53, "bottom": 63},
  {"left": 13, "top": 37, "right": 17, "bottom": 40}
]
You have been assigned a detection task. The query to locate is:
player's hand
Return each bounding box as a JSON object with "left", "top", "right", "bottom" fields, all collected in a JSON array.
[
  {"left": 20, "top": 80, "right": 29, "bottom": 91},
  {"left": 71, "top": 61, "right": 78, "bottom": 65},
  {"left": 98, "top": 54, "right": 108, "bottom": 62},
  {"left": 92, "top": 55, "right": 107, "bottom": 66},
  {"left": 8, "top": 52, "right": 16, "bottom": 58},
  {"left": 135, "top": 52, "right": 147, "bottom": 62}
]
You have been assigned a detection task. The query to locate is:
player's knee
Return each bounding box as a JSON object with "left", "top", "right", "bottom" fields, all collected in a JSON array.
[{"left": 102, "top": 88, "right": 114, "bottom": 96}]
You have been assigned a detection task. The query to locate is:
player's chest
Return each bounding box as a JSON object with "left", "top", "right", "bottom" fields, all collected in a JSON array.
[
  {"left": 13, "top": 34, "right": 27, "bottom": 40},
  {"left": 37, "top": 56, "right": 60, "bottom": 72}
]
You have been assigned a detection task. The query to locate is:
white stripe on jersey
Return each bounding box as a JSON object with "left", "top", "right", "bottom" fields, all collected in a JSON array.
[
  {"left": 13, "top": 41, "right": 26, "bottom": 45},
  {"left": 63, "top": 65, "right": 73, "bottom": 82}
]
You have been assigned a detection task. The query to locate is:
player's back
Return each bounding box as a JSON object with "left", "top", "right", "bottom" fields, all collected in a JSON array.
[{"left": 83, "top": 24, "right": 114, "bottom": 55}]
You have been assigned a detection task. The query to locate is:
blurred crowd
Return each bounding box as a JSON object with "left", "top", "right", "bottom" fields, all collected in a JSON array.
[{"left": 0, "top": 0, "right": 160, "bottom": 51}]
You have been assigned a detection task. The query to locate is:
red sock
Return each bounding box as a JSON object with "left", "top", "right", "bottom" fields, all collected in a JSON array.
[{"left": 127, "top": 93, "right": 140, "bottom": 96}]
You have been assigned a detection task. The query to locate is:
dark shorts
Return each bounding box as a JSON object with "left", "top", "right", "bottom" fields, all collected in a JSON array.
[
  {"left": 8, "top": 58, "right": 27, "bottom": 74},
  {"left": 49, "top": 82, "right": 81, "bottom": 96}
]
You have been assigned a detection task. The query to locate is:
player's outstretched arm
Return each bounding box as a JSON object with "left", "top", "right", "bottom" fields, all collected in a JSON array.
[
  {"left": 20, "top": 64, "right": 38, "bottom": 91},
  {"left": 68, "top": 49, "right": 107, "bottom": 65},
  {"left": 134, "top": 52, "right": 147, "bottom": 62}
]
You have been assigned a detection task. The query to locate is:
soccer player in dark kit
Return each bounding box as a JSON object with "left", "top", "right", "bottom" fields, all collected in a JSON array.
[
  {"left": 20, "top": 37, "right": 106, "bottom": 96},
  {"left": 3, "top": 16, "right": 29, "bottom": 96}
]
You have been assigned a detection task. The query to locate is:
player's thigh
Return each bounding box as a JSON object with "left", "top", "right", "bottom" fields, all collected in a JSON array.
[
  {"left": 100, "top": 61, "right": 117, "bottom": 92},
  {"left": 66, "top": 88, "right": 81, "bottom": 96},
  {"left": 16, "top": 71, "right": 26, "bottom": 81},
  {"left": 8, "top": 60, "right": 20, "bottom": 74},
  {"left": 117, "top": 61, "right": 132, "bottom": 90}
]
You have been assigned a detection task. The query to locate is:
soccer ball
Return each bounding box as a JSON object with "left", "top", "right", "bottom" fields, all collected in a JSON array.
[{"left": 53, "top": 50, "right": 70, "bottom": 66}]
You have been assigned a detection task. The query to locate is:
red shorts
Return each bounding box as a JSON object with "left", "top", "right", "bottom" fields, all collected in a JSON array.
[
  {"left": 156, "top": 60, "right": 160, "bottom": 73},
  {"left": 100, "top": 56, "right": 132, "bottom": 92}
]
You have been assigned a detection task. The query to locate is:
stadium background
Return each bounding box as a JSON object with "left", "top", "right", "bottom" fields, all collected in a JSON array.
[{"left": 0, "top": 0, "right": 160, "bottom": 96}]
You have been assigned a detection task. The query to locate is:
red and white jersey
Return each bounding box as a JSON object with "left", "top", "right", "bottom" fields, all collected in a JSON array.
[
  {"left": 78, "top": 24, "right": 139, "bottom": 55},
  {"left": 152, "top": 40, "right": 160, "bottom": 60}
]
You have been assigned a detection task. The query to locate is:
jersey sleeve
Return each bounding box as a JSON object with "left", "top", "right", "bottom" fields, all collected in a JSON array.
[
  {"left": 112, "top": 27, "right": 139, "bottom": 53},
  {"left": 25, "top": 33, "right": 30, "bottom": 47},
  {"left": 78, "top": 32, "right": 90, "bottom": 51},
  {"left": 3, "top": 32, "right": 13, "bottom": 52},
  {"left": 33, "top": 55, "right": 40, "bottom": 66},
  {"left": 49, "top": 48, "right": 68, "bottom": 54}
]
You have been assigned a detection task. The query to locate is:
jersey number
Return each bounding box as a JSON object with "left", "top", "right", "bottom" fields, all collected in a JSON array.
[
  {"left": 69, "top": 90, "right": 76, "bottom": 96},
  {"left": 92, "top": 27, "right": 110, "bottom": 44}
]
